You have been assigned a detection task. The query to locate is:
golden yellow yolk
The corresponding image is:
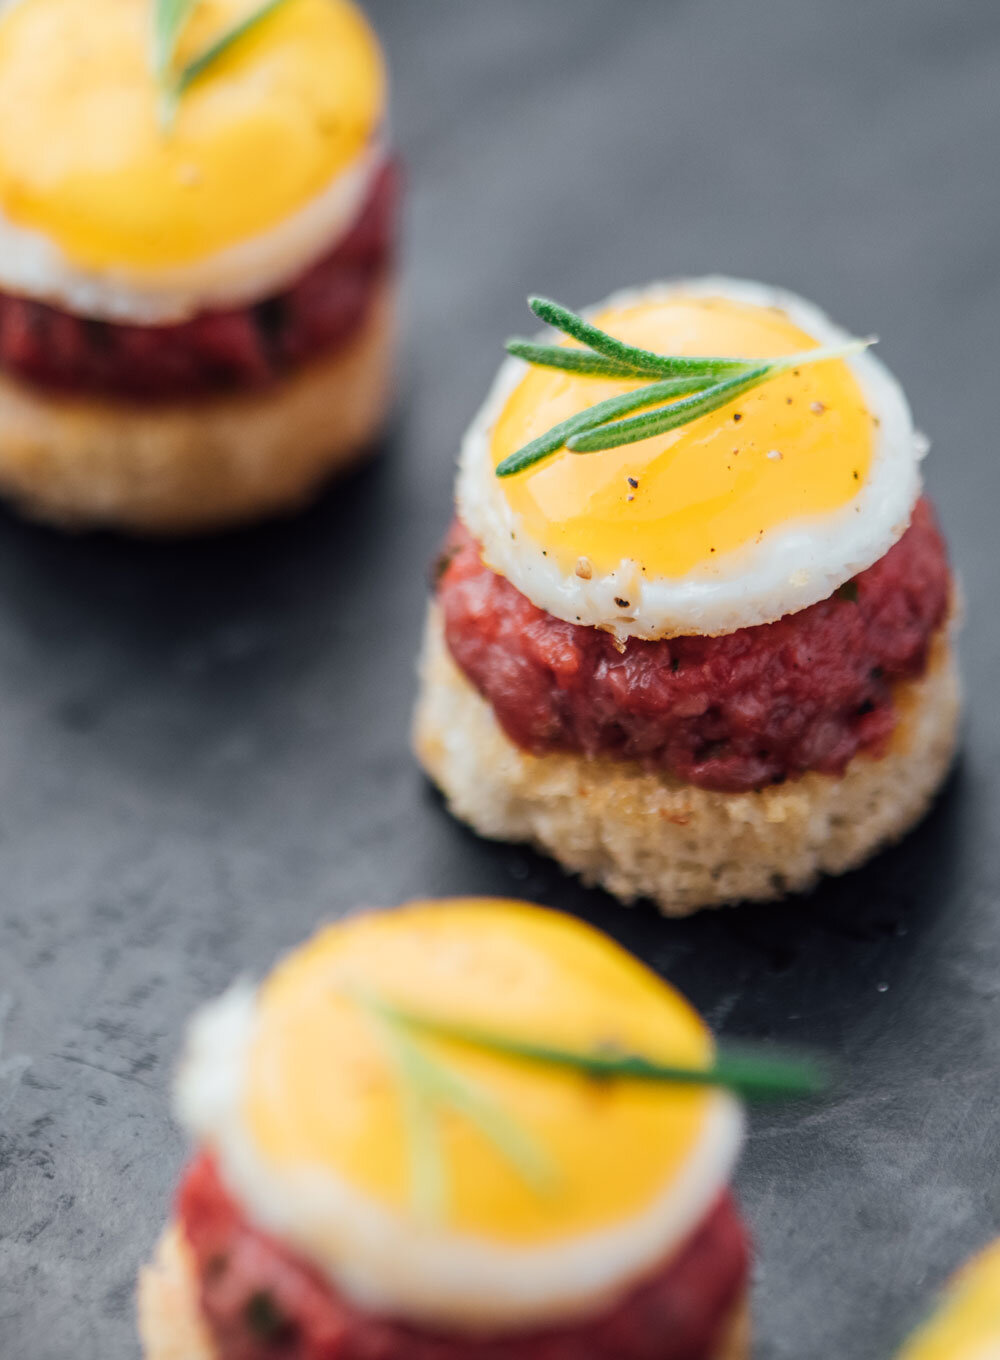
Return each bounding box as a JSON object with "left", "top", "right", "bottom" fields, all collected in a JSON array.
[
  {"left": 0, "top": 0, "right": 384, "bottom": 269},
  {"left": 244, "top": 899, "right": 719, "bottom": 1246},
  {"left": 898, "top": 1241, "right": 1000, "bottom": 1360},
  {"left": 492, "top": 296, "right": 875, "bottom": 579}
]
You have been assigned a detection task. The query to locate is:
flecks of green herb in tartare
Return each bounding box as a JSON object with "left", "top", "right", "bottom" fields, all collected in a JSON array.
[
  {"left": 245, "top": 1291, "right": 288, "bottom": 1342},
  {"left": 835, "top": 581, "right": 860, "bottom": 603}
]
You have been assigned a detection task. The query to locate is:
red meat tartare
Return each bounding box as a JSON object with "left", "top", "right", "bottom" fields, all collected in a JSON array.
[
  {"left": 436, "top": 498, "right": 951, "bottom": 794},
  {"left": 178, "top": 1155, "right": 748, "bottom": 1360}
]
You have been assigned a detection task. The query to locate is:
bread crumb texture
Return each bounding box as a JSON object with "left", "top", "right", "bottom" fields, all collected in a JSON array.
[{"left": 414, "top": 604, "right": 960, "bottom": 915}]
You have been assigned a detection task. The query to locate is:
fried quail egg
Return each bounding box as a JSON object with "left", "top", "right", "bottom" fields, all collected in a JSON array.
[
  {"left": 177, "top": 900, "right": 742, "bottom": 1331},
  {"left": 457, "top": 277, "right": 925, "bottom": 641}
]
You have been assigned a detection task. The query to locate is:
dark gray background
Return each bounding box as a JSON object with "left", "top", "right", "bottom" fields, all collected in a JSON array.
[{"left": 1, "top": 1, "right": 998, "bottom": 1356}]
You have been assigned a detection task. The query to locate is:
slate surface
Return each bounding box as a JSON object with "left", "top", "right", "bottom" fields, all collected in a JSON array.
[{"left": 1, "top": 2, "right": 999, "bottom": 1356}]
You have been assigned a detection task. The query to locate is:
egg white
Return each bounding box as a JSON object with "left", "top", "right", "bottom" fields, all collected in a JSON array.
[
  {"left": 177, "top": 984, "right": 743, "bottom": 1333},
  {"left": 0, "top": 135, "right": 388, "bottom": 325},
  {"left": 457, "top": 276, "right": 926, "bottom": 641}
]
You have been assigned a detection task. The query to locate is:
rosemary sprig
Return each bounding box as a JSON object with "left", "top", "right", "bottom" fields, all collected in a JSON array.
[
  {"left": 497, "top": 294, "right": 875, "bottom": 477},
  {"left": 154, "top": 0, "right": 294, "bottom": 129},
  {"left": 369, "top": 1007, "right": 447, "bottom": 1223},
  {"left": 350, "top": 986, "right": 828, "bottom": 1221},
  {"left": 526, "top": 297, "right": 752, "bottom": 381},
  {"left": 375, "top": 999, "right": 831, "bottom": 1102},
  {"left": 505, "top": 341, "right": 643, "bottom": 381}
]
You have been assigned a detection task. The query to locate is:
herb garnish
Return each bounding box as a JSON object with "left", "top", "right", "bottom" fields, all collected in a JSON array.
[
  {"left": 153, "top": 0, "right": 293, "bottom": 129},
  {"left": 350, "top": 988, "right": 829, "bottom": 1220},
  {"left": 375, "top": 998, "right": 830, "bottom": 1101},
  {"left": 496, "top": 296, "right": 874, "bottom": 478}
]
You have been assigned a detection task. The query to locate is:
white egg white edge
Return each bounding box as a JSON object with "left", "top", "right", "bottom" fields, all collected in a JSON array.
[
  {"left": 0, "top": 132, "right": 390, "bottom": 325},
  {"left": 456, "top": 275, "right": 927, "bottom": 641},
  {"left": 175, "top": 983, "right": 744, "bottom": 1334}
]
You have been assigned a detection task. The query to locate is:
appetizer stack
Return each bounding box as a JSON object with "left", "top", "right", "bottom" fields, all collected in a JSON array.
[
  {"left": 0, "top": 0, "right": 396, "bottom": 531},
  {"left": 415, "top": 278, "right": 959, "bottom": 914},
  {"left": 140, "top": 899, "right": 753, "bottom": 1359}
]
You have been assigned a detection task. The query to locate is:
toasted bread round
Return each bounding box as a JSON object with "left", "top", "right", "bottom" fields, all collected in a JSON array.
[
  {"left": 138, "top": 1222, "right": 749, "bottom": 1360},
  {"left": 0, "top": 275, "right": 394, "bottom": 534},
  {"left": 414, "top": 604, "right": 960, "bottom": 916}
]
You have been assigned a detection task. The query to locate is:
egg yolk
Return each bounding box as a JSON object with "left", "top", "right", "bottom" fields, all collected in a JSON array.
[
  {"left": 897, "top": 1241, "right": 1000, "bottom": 1360},
  {"left": 244, "top": 899, "right": 718, "bottom": 1246},
  {"left": 492, "top": 295, "right": 876, "bottom": 579},
  {"left": 0, "top": 0, "right": 384, "bottom": 270}
]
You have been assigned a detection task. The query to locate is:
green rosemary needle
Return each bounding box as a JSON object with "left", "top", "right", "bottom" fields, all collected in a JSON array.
[
  {"left": 153, "top": 0, "right": 198, "bottom": 78},
  {"left": 496, "top": 294, "right": 875, "bottom": 476},
  {"left": 495, "top": 376, "right": 717, "bottom": 479},
  {"left": 528, "top": 296, "right": 752, "bottom": 381},
  {"left": 374, "top": 1000, "right": 831, "bottom": 1103},
  {"left": 174, "top": 0, "right": 291, "bottom": 97},
  {"left": 504, "top": 340, "right": 642, "bottom": 381},
  {"left": 153, "top": 0, "right": 198, "bottom": 125},
  {"left": 371, "top": 1007, "right": 446, "bottom": 1222},
  {"left": 155, "top": 0, "right": 294, "bottom": 129}
]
